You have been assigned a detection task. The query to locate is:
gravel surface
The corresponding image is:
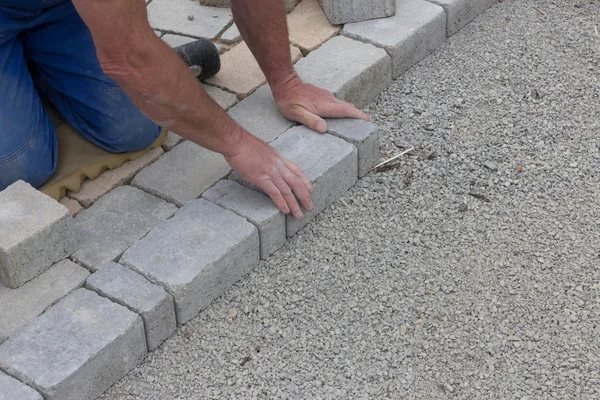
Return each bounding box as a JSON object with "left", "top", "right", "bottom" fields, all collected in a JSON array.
[{"left": 102, "top": 1, "right": 600, "bottom": 398}]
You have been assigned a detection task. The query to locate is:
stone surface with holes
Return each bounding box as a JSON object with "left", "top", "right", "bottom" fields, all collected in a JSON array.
[
  {"left": 0, "top": 371, "right": 42, "bottom": 400},
  {"left": 318, "top": 0, "right": 396, "bottom": 24},
  {"left": 147, "top": 1, "right": 232, "bottom": 40},
  {"left": 427, "top": 0, "right": 497, "bottom": 35},
  {"left": 325, "top": 118, "right": 380, "bottom": 177}
]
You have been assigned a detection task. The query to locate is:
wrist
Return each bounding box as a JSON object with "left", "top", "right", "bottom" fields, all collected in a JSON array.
[{"left": 270, "top": 72, "right": 302, "bottom": 102}]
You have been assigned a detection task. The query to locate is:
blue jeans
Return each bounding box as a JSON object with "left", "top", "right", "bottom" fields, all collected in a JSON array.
[{"left": 0, "top": 1, "right": 160, "bottom": 191}]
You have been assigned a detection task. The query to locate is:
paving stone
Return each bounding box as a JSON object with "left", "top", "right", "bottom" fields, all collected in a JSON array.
[
  {"left": 287, "top": 0, "right": 341, "bottom": 54},
  {"left": 68, "top": 147, "right": 164, "bottom": 208},
  {"left": 427, "top": 0, "right": 496, "bottom": 35},
  {"left": 325, "top": 118, "right": 380, "bottom": 177},
  {"left": 162, "top": 131, "right": 185, "bottom": 151},
  {"left": 203, "top": 180, "right": 285, "bottom": 259},
  {"left": 0, "top": 371, "right": 42, "bottom": 400},
  {"left": 71, "top": 186, "right": 177, "bottom": 272},
  {"left": 86, "top": 262, "right": 176, "bottom": 351},
  {"left": 148, "top": 1, "right": 232, "bottom": 40},
  {"left": 0, "top": 181, "right": 75, "bottom": 289},
  {"left": 318, "top": 0, "right": 396, "bottom": 24},
  {"left": 0, "top": 289, "right": 146, "bottom": 400},
  {"left": 294, "top": 36, "right": 392, "bottom": 109},
  {"left": 200, "top": 0, "right": 299, "bottom": 12},
  {"left": 203, "top": 83, "right": 239, "bottom": 110},
  {"left": 233, "top": 126, "right": 357, "bottom": 237},
  {"left": 220, "top": 23, "right": 241, "bottom": 44},
  {"left": 342, "top": 0, "right": 446, "bottom": 79},
  {"left": 59, "top": 197, "right": 83, "bottom": 217},
  {"left": 121, "top": 199, "right": 259, "bottom": 325},
  {"left": 228, "top": 84, "right": 296, "bottom": 143},
  {"left": 206, "top": 41, "right": 303, "bottom": 99},
  {"left": 161, "top": 34, "right": 197, "bottom": 48},
  {"left": 132, "top": 141, "right": 231, "bottom": 207},
  {"left": 0, "top": 260, "right": 89, "bottom": 344}
]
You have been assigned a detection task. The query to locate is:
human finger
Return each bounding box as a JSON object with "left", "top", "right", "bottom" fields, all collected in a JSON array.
[
  {"left": 283, "top": 158, "right": 313, "bottom": 194},
  {"left": 281, "top": 163, "right": 313, "bottom": 212},
  {"left": 272, "top": 175, "right": 303, "bottom": 219},
  {"left": 260, "top": 180, "right": 290, "bottom": 215}
]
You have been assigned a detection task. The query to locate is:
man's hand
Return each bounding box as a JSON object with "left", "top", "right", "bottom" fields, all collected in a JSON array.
[
  {"left": 273, "top": 76, "right": 371, "bottom": 134},
  {"left": 225, "top": 134, "right": 313, "bottom": 220}
]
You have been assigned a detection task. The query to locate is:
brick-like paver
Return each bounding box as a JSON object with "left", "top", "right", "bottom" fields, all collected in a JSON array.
[
  {"left": 71, "top": 186, "right": 177, "bottom": 271},
  {"left": 162, "top": 132, "right": 185, "bottom": 152},
  {"left": 325, "top": 118, "right": 380, "bottom": 177},
  {"left": 287, "top": 0, "right": 341, "bottom": 54},
  {"left": 428, "top": 0, "right": 496, "bottom": 36},
  {"left": 86, "top": 262, "right": 176, "bottom": 351},
  {"left": 147, "top": 1, "right": 232, "bottom": 40},
  {"left": 203, "top": 84, "right": 239, "bottom": 110},
  {"left": 161, "top": 34, "right": 197, "bottom": 48},
  {"left": 220, "top": 23, "right": 241, "bottom": 44},
  {"left": 342, "top": 0, "right": 446, "bottom": 78},
  {"left": 318, "top": 0, "right": 396, "bottom": 24},
  {"left": 200, "top": 0, "right": 299, "bottom": 13},
  {"left": 203, "top": 180, "right": 286, "bottom": 259},
  {"left": 0, "top": 181, "right": 74, "bottom": 289},
  {"left": 0, "top": 371, "right": 42, "bottom": 400},
  {"left": 0, "top": 289, "right": 146, "bottom": 400},
  {"left": 58, "top": 197, "right": 83, "bottom": 217},
  {"left": 121, "top": 199, "right": 259, "bottom": 325}
]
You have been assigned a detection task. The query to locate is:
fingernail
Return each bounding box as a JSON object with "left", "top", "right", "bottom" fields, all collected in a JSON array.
[
  {"left": 309, "top": 202, "right": 314, "bottom": 211},
  {"left": 296, "top": 211, "right": 303, "bottom": 219},
  {"left": 317, "top": 121, "right": 327, "bottom": 133}
]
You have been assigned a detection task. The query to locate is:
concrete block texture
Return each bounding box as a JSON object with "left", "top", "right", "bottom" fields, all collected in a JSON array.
[
  {"left": 342, "top": 0, "right": 446, "bottom": 79},
  {"left": 318, "top": 0, "right": 396, "bottom": 24},
  {"left": 325, "top": 118, "right": 381, "bottom": 177},
  {"left": 200, "top": 0, "right": 299, "bottom": 13},
  {"left": 427, "top": 0, "right": 496, "bottom": 35},
  {"left": 86, "top": 262, "right": 176, "bottom": 351},
  {"left": 203, "top": 180, "right": 286, "bottom": 259},
  {"left": 0, "top": 181, "right": 75, "bottom": 289},
  {"left": 132, "top": 141, "right": 231, "bottom": 207},
  {"left": 0, "top": 260, "right": 89, "bottom": 344},
  {"left": 294, "top": 36, "right": 392, "bottom": 109},
  {"left": 71, "top": 186, "right": 177, "bottom": 271},
  {"left": 0, "top": 289, "right": 146, "bottom": 400},
  {"left": 0, "top": 371, "right": 42, "bottom": 400},
  {"left": 121, "top": 199, "right": 259, "bottom": 325},
  {"left": 147, "top": 1, "right": 232, "bottom": 39},
  {"left": 232, "top": 126, "right": 357, "bottom": 237}
]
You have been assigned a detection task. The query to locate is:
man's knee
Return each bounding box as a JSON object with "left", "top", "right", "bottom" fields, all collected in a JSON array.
[{"left": 94, "top": 112, "right": 161, "bottom": 154}]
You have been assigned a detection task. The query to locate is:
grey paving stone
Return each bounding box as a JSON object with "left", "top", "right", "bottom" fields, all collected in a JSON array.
[
  {"left": 318, "top": 0, "right": 396, "bottom": 24},
  {"left": 427, "top": 0, "right": 496, "bottom": 35},
  {"left": 121, "top": 199, "right": 259, "bottom": 325},
  {"left": 203, "top": 84, "right": 239, "bottom": 110},
  {"left": 0, "top": 260, "right": 89, "bottom": 344},
  {"left": 86, "top": 262, "right": 176, "bottom": 351},
  {"left": 232, "top": 126, "right": 357, "bottom": 237},
  {"left": 161, "top": 34, "right": 197, "bottom": 48},
  {"left": 294, "top": 36, "right": 392, "bottom": 109},
  {"left": 203, "top": 180, "right": 286, "bottom": 259},
  {"left": 342, "top": 0, "right": 446, "bottom": 79},
  {"left": 70, "top": 186, "right": 177, "bottom": 272},
  {"left": 162, "top": 131, "right": 185, "bottom": 151},
  {"left": 325, "top": 118, "right": 380, "bottom": 177},
  {"left": 148, "top": 1, "right": 232, "bottom": 40},
  {"left": 0, "top": 289, "right": 146, "bottom": 400},
  {"left": 132, "top": 141, "right": 231, "bottom": 207},
  {"left": 0, "top": 181, "right": 75, "bottom": 289},
  {"left": 0, "top": 371, "right": 42, "bottom": 400},
  {"left": 200, "top": 0, "right": 299, "bottom": 12},
  {"left": 228, "top": 85, "right": 296, "bottom": 143},
  {"left": 220, "top": 23, "right": 241, "bottom": 43}
]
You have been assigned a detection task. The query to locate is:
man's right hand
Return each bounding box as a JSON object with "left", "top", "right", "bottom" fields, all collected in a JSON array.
[{"left": 225, "top": 134, "right": 313, "bottom": 220}]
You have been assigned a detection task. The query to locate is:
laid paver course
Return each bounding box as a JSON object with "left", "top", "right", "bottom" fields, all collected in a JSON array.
[
  {"left": 162, "top": 132, "right": 185, "bottom": 152},
  {"left": 203, "top": 180, "right": 286, "bottom": 259},
  {"left": 59, "top": 197, "right": 84, "bottom": 217},
  {"left": 220, "top": 23, "right": 241, "bottom": 44},
  {"left": 147, "top": 1, "right": 232, "bottom": 40},
  {"left": 199, "top": 0, "right": 299, "bottom": 13},
  {"left": 0, "top": 371, "right": 42, "bottom": 400},
  {"left": 342, "top": 0, "right": 446, "bottom": 79},
  {"left": 294, "top": 35, "right": 392, "bottom": 109},
  {"left": 325, "top": 118, "right": 380, "bottom": 177},
  {"left": 203, "top": 83, "right": 239, "bottom": 110},
  {"left": 86, "top": 262, "right": 176, "bottom": 351},
  {"left": 0, "top": 260, "right": 89, "bottom": 344},
  {"left": 71, "top": 186, "right": 177, "bottom": 272},
  {"left": 132, "top": 141, "right": 231, "bottom": 207},
  {"left": 121, "top": 199, "right": 259, "bottom": 325},
  {"left": 287, "top": 0, "right": 341, "bottom": 54},
  {"left": 161, "top": 34, "right": 197, "bottom": 48},
  {"left": 428, "top": 0, "right": 497, "bottom": 36},
  {"left": 0, "top": 289, "right": 146, "bottom": 400},
  {"left": 318, "top": 0, "right": 396, "bottom": 24},
  {"left": 233, "top": 125, "right": 357, "bottom": 237},
  {"left": 0, "top": 181, "right": 75, "bottom": 289}
]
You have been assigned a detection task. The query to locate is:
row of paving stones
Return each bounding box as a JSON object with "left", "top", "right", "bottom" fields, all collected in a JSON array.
[{"left": 0, "top": 1, "right": 497, "bottom": 398}]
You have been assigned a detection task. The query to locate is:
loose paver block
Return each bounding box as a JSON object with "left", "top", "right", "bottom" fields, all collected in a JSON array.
[
  {"left": 220, "top": 23, "right": 241, "bottom": 43},
  {"left": 68, "top": 147, "right": 164, "bottom": 208},
  {"left": 59, "top": 197, "right": 84, "bottom": 217},
  {"left": 132, "top": 141, "right": 231, "bottom": 207},
  {"left": 287, "top": 0, "right": 341, "bottom": 54},
  {"left": 427, "top": 0, "right": 496, "bottom": 35},
  {"left": 71, "top": 186, "right": 177, "bottom": 271},
  {"left": 233, "top": 126, "right": 357, "bottom": 237},
  {"left": 0, "top": 371, "right": 42, "bottom": 400},
  {"left": 0, "top": 181, "right": 75, "bottom": 289},
  {"left": 325, "top": 118, "right": 380, "bottom": 177},
  {"left": 162, "top": 131, "right": 185, "bottom": 151},
  {"left": 228, "top": 85, "right": 296, "bottom": 143},
  {"left": 0, "top": 260, "right": 89, "bottom": 344},
  {"left": 294, "top": 36, "right": 392, "bottom": 109},
  {"left": 203, "top": 180, "right": 285, "bottom": 259},
  {"left": 161, "top": 34, "right": 197, "bottom": 48},
  {"left": 318, "top": 0, "right": 396, "bottom": 24},
  {"left": 0, "top": 289, "right": 146, "bottom": 400},
  {"left": 86, "top": 262, "right": 176, "bottom": 351},
  {"left": 342, "top": 0, "right": 446, "bottom": 79},
  {"left": 200, "top": 0, "right": 299, "bottom": 12},
  {"left": 147, "top": 1, "right": 232, "bottom": 40},
  {"left": 203, "top": 84, "right": 239, "bottom": 110},
  {"left": 206, "top": 42, "right": 302, "bottom": 99},
  {"left": 121, "top": 199, "right": 259, "bottom": 325}
]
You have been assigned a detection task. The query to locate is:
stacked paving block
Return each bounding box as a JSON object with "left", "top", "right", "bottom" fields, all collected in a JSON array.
[
  {"left": 318, "top": 0, "right": 396, "bottom": 24},
  {"left": 325, "top": 118, "right": 381, "bottom": 177},
  {"left": 428, "top": 0, "right": 497, "bottom": 36}
]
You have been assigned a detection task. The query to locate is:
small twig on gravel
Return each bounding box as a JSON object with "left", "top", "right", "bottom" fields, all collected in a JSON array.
[
  {"left": 595, "top": 25, "right": 599, "bottom": 37},
  {"left": 370, "top": 147, "right": 415, "bottom": 172},
  {"left": 533, "top": 7, "right": 546, "bottom": 15},
  {"left": 468, "top": 191, "right": 490, "bottom": 203}
]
